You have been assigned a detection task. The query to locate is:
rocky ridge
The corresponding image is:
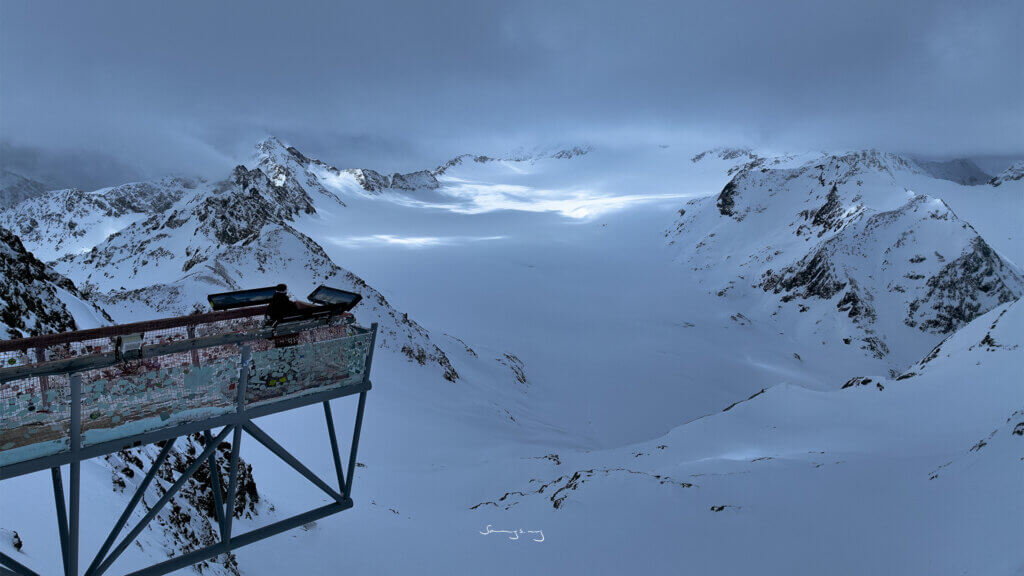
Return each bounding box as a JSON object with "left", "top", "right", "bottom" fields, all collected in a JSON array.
[{"left": 671, "top": 150, "right": 1023, "bottom": 367}]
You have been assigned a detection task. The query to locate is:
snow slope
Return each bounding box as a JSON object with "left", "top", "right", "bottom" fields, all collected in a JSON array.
[
  {"left": 671, "top": 150, "right": 1022, "bottom": 373},
  {"left": 0, "top": 177, "right": 199, "bottom": 261},
  {"left": 434, "top": 300, "right": 1024, "bottom": 575}
]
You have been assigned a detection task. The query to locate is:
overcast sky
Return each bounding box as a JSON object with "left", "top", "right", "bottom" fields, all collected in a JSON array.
[{"left": 1, "top": 0, "right": 1021, "bottom": 188}]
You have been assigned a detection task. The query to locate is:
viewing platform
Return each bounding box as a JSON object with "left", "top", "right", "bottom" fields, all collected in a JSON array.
[{"left": 0, "top": 285, "right": 376, "bottom": 576}]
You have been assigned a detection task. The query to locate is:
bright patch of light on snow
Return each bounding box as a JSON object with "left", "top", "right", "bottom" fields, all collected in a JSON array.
[
  {"left": 100, "top": 221, "right": 130, "bottom": 242},
  {"left": 327, "top": 234, "right": 505, "bottom": 249},
  {"left": 392, "top": 179, "right": 688, "bottom": 219}
]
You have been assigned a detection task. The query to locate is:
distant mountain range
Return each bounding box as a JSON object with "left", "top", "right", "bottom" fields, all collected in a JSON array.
[{"left": 0, "top": 170, "right": 48, "bottom": 210}]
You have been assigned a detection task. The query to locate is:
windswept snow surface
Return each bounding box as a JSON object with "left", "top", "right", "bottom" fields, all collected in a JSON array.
[{"left": 2, "top": 141, "right": 1022, "bottom": 575}]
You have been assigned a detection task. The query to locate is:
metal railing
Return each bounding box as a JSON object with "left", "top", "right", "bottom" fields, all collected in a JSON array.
[
  {"left": 0, "top": 306, "right": 376, "bottom": 576},
  {"left": 0, "top": 306, "right": 371, "bottom": 470}
]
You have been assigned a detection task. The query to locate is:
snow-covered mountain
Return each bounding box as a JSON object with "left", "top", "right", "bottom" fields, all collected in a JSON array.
[
  {"left": 0, "top": 171, "right": 48, "bottom": 210},
  {"left": 990, "top": 159, "right": 1024, "bottom": 186},
  {"left": 912, "top": 157, "right": 991, "bottom": 185},
  {"left": 0, "top": 177, "right": 199, "bottom": 261},
  {"left": 307, "top": 144, "right": 594, "bottom": 195},
  {"left": 250, "top": 136, "right": 444, "bottom": 196},
  {"left": 37, "top": 140, "right": 462, "bottom": 381},
  {"left": 672, "top": 150, "right": 1023, "bottom": 370},
  {"left": 0, "top": 225, "right": 109, "bottom": 338}
]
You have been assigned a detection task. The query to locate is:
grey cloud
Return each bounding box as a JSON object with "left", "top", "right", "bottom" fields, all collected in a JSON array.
[
  {"left": 0, "top": 142, "right": 144, "bottom": 191},
  {"left": 0, "top": 0, "right": 1020, "bottom": 183}
]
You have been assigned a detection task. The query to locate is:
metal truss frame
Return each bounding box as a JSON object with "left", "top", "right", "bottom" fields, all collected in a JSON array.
[{"left": 0, "top": 324, "right": 376, "bottom": 576}]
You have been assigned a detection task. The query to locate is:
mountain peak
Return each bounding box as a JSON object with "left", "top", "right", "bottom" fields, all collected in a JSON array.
[
  {"left": 821, "top": 149, "right": 918, "bottom": 177},
  {"left": 990, "top": 160, "right": 1024, "bottom": 187},
  {"left": 255, "top": 135, "right": 289, "bottom": 154}
]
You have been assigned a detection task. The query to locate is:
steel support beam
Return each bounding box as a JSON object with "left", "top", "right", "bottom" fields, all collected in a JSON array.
[
  {"left": 84, "top": 438, "right": 177, "bottom": 576},
  {"left": 68, "top": 374, "right": 81, "bottom": 576},
  {"left": 203, "top": 430, "right": 227, "bottom": 539},
  {"left": 91, "top": 427, "right": 232, "bottom": 576},
  {"left": 223, "top": 344, "right": 249, "bottom": 548},
  {"left": 122, "top": 500, "right": 351, "bottom": 576},
  {"left": 343, "top": 321, "right": 375, "bottom": 499},
  {"left": 345, "top": 391, "right": 367, "bottom": 498},
  {"left": 194, "top": 327, "right": 226, "bottom": 541},
  {"left": 242, "top": 422, "right": 345, "bottom": 503},
  {"left": 50, "top": 468, "right": 69, "bottom": 576},
  {"left": 1, "top": 325, "right": 376, "bottom": 576},
  {"left": 8, "top": 387, "right": 369, "bottom": 576},
  {"left": 0, "top": 552, "right": 41, "bottom": 576},
  {"left": 323, "top": 401, "right": 346, "bottom": 493}
]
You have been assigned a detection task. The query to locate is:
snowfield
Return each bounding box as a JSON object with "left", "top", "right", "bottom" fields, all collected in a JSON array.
[{"left": 1, "top": 139, "right": 1021, "bottom": 575}]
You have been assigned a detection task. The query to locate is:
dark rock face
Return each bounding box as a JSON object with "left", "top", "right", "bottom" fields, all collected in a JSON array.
[
  {"left": 716, "top": 180, "right": 738, "bottom": 216},
  {"left": 389, "top": 170, "right": 440, "bottom": 191},
  {"left": 433, "top": 154, "right": 479, "bottom": 176},
  {"left": 691, "top": 148, "right": 757, "bottom": 163},
  {"left": 204, "top": 169, "right": 278, "bottom": 246},
  {"left": 907, "top": 237, "right": 1022, "bottom": 334},
  {"left": 346, "top": 168, "right": 391, "bottom": 192},
  {"left": 762, "top": 246, "right": 847, "bottom": 302},
  {"left": 232, "top": 165, "right": 315, "bottom": 218},
  {"left": 283, "top": 145, "right": 311, "bottom": 164},
  {"left": 550, "top": 146, "right": 592, "bottom": 159},
  {"left": 194, "top": 166, "right": 317, "bottom": 247},
  {"left": 402, "top": 342, "right": 459, "bottom": 382},
  {"left": 841, "top": 376, "right": 874, "bottom": 389},
  {"left": 837, "top": 287, "right": 870, "bottom": 320},
  {"left": 497, "top": 353, "right": 528, "bottom": 386},
  {"left": 810, "top": 184, "right": 842, "bottom": 233},
  {"left": 103, "top": 179, "right": 195, "bottom": 215},
  {"left": 471, "top": 467, "right": 694, "bottom": 512},
  {"left": 0, "top": 225, "right": 108, "bottom": 338}
]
